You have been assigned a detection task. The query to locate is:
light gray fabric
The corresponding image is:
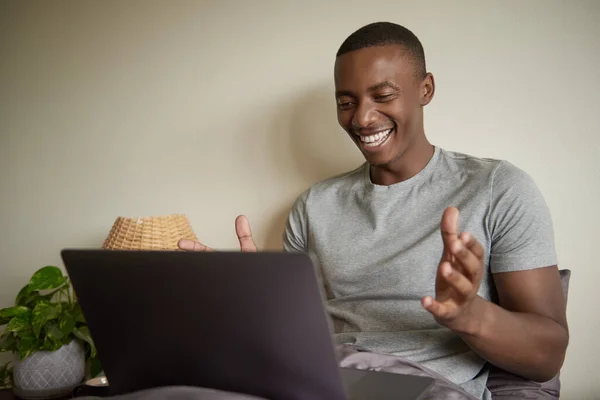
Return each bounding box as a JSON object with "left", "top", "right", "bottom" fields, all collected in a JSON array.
[
  {"left": 283, "top": 146, "right": 558, "bottom": 400},
  {"left": 75, "top": 386, "right": 268, "bottom": 400},
  {"left": 338, "top": 344, "right": 478, "bottom": 400}
]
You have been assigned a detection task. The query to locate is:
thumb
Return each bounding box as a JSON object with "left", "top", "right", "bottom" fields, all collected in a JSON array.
[
  {"left": 440, "top": 207, "right": 459, "bottom": 259},
  {"left": 177, "top": 239, "right": 215, "bottom": 252},
  {"left": 235, "top": 215, "right": 257, "bottom": 252}
]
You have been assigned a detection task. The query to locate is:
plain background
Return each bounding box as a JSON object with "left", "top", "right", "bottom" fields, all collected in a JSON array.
[{"left": 1, "top": 0, "right": 598, "bottom": 398}]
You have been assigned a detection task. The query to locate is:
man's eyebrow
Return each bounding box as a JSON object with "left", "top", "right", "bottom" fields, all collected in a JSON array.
[
  {"left": 335, "top": 81, "right": 402, "bottom": 98},
  {"left": 368, "top": 81, "right": 401, "bottom": 92},
  {"left": 335, "top": 90, "right": 354, "bottom": 98}
]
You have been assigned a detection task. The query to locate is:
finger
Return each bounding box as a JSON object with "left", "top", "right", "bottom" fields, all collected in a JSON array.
[
  {"left": 440, "top": 261, "right": 474, "bottom": 298},
  {"left": 449, "top": 237, "right": 482, "bottom": 280},
  {"left": 440, "top": 207, "right": 459, "bottom": 260},
  {"left": 177, "top": 239, "right": 214, "bottom": 252},
  {"left": 235, "top": 215, "right": 257, "bottom": 252},
  {"left": 421, "top": 296, "right": 457, "bottom": 320},
  {"left": 459, "top": 232, "right": 485, "bottom": 260}
]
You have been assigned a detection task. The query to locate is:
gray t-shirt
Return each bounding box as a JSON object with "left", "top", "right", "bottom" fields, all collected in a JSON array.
[{"left": 282, "top": 146, "right": 558, "bottom": 399}]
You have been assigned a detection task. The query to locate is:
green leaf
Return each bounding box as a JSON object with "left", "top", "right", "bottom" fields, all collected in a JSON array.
[
  {"left": 73, "top": 326, "right": 96, "bottom": 358},
  {"left": 0, "top": 333, "right": 16, "bottom": 352},
  {"left": 0, "top": 306, "right": 31, "bottom": 329},
  {"left": 28, "top": 266, "right": 67, "bottom": 293},
  {"left": 17, "top": 333, "right": 38, "bottom": 360},
  {"left": 16, "top": 291, "right": 52, "bottom": 308},
  {"left": 16, "top": 281, "right": 59, "bottom": 309},
  {"left": 41, "top": 336, "right": 53, "bottom": 351},
  {"left": 41, "top": 335, "right": 63, "bottom": 352},
  {"left": 47, "top": 323, "right": 64, "bottom": 342},
  {"left": 0, "top": 362, "right": 11, "bottom": 389},
  {"left": 15, "top": 285, "right": 30, "bottom": 306},
  {"left": 5, "top": 315, "right": 31, "bottom": 334},
  {"left": 59, "top": 314, "right": 76, "bottom": 337},
  {"left": 31, "top": 302, "right": 60, "bottom": 338},
  {"left": 70, "top": 303, "right": 86, "bottom": 323},
  {"left": 88, "top": 356, "right": 103, "bottom": 379},
  {"left": 0, "top": 306, "right": 30, "bottom": 319}
]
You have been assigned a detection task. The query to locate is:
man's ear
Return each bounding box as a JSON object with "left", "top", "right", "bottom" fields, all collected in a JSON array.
[{"left": 420, "top": 72, "right": 435, "bottom": 106}]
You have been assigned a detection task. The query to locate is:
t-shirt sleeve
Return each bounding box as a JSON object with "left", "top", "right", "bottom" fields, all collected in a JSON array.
[
  {"left": 488, "top": 161, "right": 558, "bottom": 273},
  {"left": 282, "top": 191, "right": 309, "bottom": 253}
]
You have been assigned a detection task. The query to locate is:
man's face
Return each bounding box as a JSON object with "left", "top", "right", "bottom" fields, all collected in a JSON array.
[{"left": 334, "top": 45, "right": 433, "bottom": 167}]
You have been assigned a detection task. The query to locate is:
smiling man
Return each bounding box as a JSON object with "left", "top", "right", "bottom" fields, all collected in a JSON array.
[{"left": 179, "top": 22, "right": 569, "bottom": 400}]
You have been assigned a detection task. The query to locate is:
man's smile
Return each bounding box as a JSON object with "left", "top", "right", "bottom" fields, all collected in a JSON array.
[{"left": 354, "top": 127, "right": 395, "bottom": 150}]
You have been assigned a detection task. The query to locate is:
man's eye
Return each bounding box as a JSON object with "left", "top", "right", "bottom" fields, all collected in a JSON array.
[
  {"left": 337, "top": 102, "right": 355, "bottom": 110},
  {"left": 374, "top": 93, "right": 395, "bottom": 101}
]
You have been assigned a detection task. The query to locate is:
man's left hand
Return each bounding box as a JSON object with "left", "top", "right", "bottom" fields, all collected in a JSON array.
[{"left": 422, "top": 207, "right": 486, "bottom": 334}]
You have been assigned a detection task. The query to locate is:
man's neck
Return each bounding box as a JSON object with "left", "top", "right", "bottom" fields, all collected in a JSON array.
[{"left": 370, "top": 140, "right": 435, "bottom": 186}]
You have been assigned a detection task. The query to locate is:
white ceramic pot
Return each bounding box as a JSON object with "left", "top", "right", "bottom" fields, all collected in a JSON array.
[{"left": 12, "top": 339, "right": 85, "bottom": 399}]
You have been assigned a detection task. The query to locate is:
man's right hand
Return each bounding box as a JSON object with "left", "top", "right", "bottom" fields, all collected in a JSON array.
[{"left": 177, "top": 215, "right": 258, "bottom": 252}]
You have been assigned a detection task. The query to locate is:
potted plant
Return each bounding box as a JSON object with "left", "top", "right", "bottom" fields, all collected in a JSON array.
[{"left": 0, "top": 265, "right": 101, "bottom": 399}]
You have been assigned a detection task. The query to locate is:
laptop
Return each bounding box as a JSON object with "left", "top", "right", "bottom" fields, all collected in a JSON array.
[{"left": 61, "top": 249, "right": 434, "bottom": 400}]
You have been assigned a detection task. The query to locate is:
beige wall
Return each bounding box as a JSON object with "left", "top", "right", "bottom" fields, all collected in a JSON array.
[{"left": 1, "top": 0, "right": 599, "bottom": 397}]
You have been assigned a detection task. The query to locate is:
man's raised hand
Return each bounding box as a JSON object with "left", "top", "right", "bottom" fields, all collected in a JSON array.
[
  {"left": 422, "top": 207, "right": 486, "bottom": 333},
  {"left": 177, "top": 215, "right": 257, "bottom": 253}
]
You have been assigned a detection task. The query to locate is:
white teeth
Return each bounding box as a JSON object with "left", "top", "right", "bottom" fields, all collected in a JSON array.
[{"left": 359, "top": 129, "right": 392, "bottom": 145}]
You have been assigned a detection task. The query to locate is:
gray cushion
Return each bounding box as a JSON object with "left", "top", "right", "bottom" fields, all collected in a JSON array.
[{"left": 76, "top": 386, "right": 269, "bottom": 400}]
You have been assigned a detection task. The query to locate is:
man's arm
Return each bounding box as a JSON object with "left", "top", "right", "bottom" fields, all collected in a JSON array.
[
  {"left": 453, "top": 266, "right": 568, "bottom": 382},
  {"left": 422, "top": 207, "right": 569, "bottom": 382}
]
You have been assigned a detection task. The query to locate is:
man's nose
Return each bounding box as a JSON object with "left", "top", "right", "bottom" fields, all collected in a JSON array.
[{"left": 352, "top": 101, "right": 378, "bottom": 129}]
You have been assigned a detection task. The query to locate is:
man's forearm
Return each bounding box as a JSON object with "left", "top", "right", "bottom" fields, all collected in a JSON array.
[{"left": 454, "top": 296, "right": 569, "bottom": 382}]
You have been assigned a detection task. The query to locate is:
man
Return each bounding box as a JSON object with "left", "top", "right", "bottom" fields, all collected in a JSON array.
[{"left": 179, "top": 22, "right": 568, "bottom": 399}]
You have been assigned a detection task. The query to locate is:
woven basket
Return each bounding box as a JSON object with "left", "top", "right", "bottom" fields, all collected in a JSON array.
[{"left": 102, "top": 214, "right": 198, "bottom": 250}]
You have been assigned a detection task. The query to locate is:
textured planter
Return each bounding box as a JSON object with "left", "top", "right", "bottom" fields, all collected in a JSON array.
[{"left": 12, "top": 339, "right": 85, "bottom": 399}]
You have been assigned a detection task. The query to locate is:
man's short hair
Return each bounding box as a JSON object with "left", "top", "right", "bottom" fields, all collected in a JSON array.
[{"left": 336, "top": 22, "right": 427, "bottom": 78}]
